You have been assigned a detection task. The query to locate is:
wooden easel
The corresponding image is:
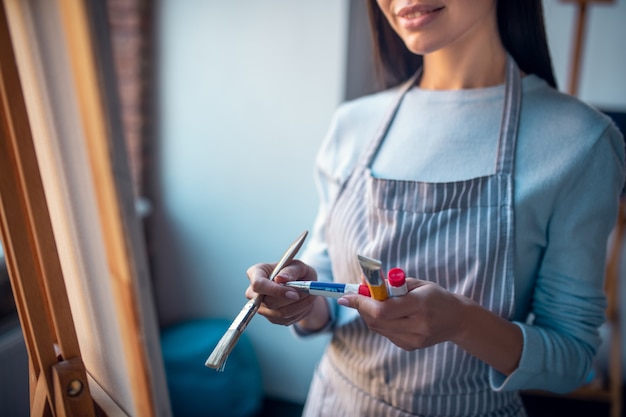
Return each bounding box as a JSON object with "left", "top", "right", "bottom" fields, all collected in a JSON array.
[
  {"left": 0, "top": 0, "right": 170, "bottom": 415},
  {"left": 561, "top": 0, "right": 616, "bottom": 95},
  {"left": 0, "top": 1, "right": 98, "bottom": 414}
]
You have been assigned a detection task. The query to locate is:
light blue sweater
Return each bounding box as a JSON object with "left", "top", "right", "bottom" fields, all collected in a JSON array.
[{"left": 299, "top": 74, "right": 625, "bottom": 393}]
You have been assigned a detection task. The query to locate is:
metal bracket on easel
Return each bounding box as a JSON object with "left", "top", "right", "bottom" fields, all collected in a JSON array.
[{"left": 52, "top": 358, "right": 97, "bottom": 417}]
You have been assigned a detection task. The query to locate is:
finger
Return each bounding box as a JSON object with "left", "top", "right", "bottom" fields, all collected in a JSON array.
[
  {"left": 368, "top": 315, "right": 416, "bottom": 335},
  {"left": 274, "top": 260, "right": 317, "bottom": 284},
  {"left": 386, "top": 335, "right": 420, "bottom": 351},
  {"left": 246, "top": 262, "right": 276, "bottom": 284},
  {"left": 259, "top": 296, "right": 315, "bottom": 325},
  {"left": 405, "top": 277, "right": 430, "bottom": 291},
  {"left": 262, "top": 289, "right": 311, "bottom": 310},
  {"left": 339, "top": 294, "right": 412, "bottom": 320},
  {"left": 247, "top": 275, "right": 300, "bottom": 301},
  {"left": 337, "top": 293, "right": 383, "bottom": 312},
  {"left": 341, "top": 294, "right": 418, "bottom": 334},
  {"left": 246, "top": 262, "right": 301, "bottom": 300},
  {"left": 278, "top": 296, "right": 315, "bottom": 320}
]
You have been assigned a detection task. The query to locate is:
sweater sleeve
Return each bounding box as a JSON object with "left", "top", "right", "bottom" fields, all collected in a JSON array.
[
  {"left": 291, "top": 106, "right": 350, "bottom": 337},
  {"left": 291, "top": 183, "right": 339, "bottom": 337},
  {"left": 491, "top": 123, "right": 625, "bottom": 392}
]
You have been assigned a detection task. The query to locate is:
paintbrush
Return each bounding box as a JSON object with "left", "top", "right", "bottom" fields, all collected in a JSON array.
[{"left": 205, "top": 230, "right": 308, "bottom": 371}]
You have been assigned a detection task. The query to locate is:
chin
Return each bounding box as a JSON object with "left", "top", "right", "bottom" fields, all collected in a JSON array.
[
  {"left": 401, "top": 35, "right": 444, "bottom": 56},
  {"left": 404, "top": 44, "right": 436, "bottom": 57}
]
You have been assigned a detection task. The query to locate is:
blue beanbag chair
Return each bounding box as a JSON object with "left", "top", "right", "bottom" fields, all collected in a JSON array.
[{"left": 161, "top": 318, "right": 263, "bottom": 417}]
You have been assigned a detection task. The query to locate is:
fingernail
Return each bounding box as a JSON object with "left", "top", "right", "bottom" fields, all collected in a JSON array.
[
  {"left": 337, "top": 297, "right": 349, "bottom": 307},
  {"left": 285, "top": 291, "right": 299, "bottom": 300},
  {"left": 275, "top": 274, "right": 289, "bottom": 283}
]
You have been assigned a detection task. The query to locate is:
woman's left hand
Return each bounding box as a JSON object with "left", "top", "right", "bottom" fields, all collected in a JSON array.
[{"left": 337, "top": 278, "right": 468, "bottom": 351}]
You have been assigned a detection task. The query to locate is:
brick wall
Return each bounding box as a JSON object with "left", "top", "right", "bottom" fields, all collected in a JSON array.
[{"left": 106, "top": 0, "right": 153, "bottom": 197}]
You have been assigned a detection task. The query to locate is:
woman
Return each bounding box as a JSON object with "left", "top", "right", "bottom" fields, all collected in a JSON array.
[{"left": 246, "top": 1, "right": 625, "bottom": 416}]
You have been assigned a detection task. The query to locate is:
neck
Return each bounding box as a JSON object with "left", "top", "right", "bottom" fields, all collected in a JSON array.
[{"left": 419, "top": 19, "right": 507, "bottom": 90}]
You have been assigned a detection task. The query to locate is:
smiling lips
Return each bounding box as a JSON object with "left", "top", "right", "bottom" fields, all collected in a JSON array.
[{"left": 397, "top": 4, "right": 445, "bottom": 29}]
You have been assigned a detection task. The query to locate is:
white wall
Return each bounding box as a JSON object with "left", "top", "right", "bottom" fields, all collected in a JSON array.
[
  {"left": 154, "top": 0, "right": 347, "bottom": 403},
  {"left": 543, "top": 0, "right": 626, "bottom": 109},
  {"left": 153, "top": 0, "right": 626, "bottom": 404}
]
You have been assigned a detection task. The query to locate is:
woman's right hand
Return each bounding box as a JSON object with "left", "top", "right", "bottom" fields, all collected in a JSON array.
[{"left": 246, "top": 260, "right": 325, "bottom": 327}]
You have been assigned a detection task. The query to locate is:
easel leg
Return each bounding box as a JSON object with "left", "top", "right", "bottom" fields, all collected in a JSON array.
[{"left": 32, "top": 371, "right": 53, "bottom": 417}]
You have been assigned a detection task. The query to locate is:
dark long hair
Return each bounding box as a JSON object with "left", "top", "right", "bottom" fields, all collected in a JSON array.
[{"left": 366, "top": 0, "right": 557, "bottom": 89}]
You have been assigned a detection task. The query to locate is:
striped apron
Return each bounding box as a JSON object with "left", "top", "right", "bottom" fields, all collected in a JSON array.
[{"left": 302, "top": 58, "right": 526, "bottom": 417}]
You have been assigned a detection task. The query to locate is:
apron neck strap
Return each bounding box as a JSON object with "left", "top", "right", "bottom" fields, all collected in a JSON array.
[
  {"left": 495, "top": 56, "right": 522, "bottom": 175},
  {"left": 359, "top": 56, "right": 523, "bottom": 176},
  {"left": 358, "top": 68, "right": 422, "bottom": 168}
]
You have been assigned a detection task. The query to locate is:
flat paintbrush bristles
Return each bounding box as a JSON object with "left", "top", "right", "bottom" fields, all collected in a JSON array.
[
  {"left": 204, "top": 231, "right": 309, "bottom": 371},
  {"left": 205, "top": 328, "right": 242, "bottom": 372}
]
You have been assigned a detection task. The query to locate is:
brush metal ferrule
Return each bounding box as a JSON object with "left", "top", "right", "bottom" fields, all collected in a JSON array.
[
  {"left": 283, "top": 281, "right": 310, "bottom": 290},
  {"left": 357, "top": 253, "right": 389, "bottom": 301},
  {"left": 230, "top": 298, "right": 260, "bottom": 332},
  {"left": 357, "top": 254, "right": 384, "bottom": 286}
]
